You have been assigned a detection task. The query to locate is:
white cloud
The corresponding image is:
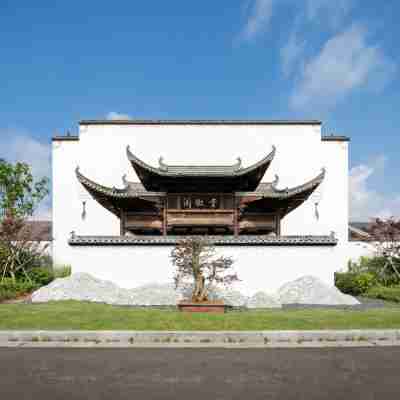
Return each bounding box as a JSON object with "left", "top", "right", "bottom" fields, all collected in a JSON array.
[
  {"left": 306, "top": 0, "right": 352, "bottom": 28},
  {"left": 240, "top": 0, "right": 274, "bottom": 41},
  {"left": 290, "top": 23, "right": 396, "bottom": 110},
  {"left": 349, "top": 156, "right": 400, "bottom": 221},
  {"left": 0, "top": 129, "right": 51, "bottom": 220},
  {"left": 280, "top": 30, "right": 306, "bottom": 77},
  {"left": 240, "top": 0, "right": 350, "bottom": 44},
  {"left": 106, "top": 111, "right": 132, "bottom": 120}
]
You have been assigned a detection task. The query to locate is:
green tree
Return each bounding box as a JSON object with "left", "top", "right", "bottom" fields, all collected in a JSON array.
[
  {"left": 0, "top": 160, "right": 49, "bottom": 282},
  {"left": 0, "top": 159, "right": 49, "bottom": 219},
  {"left": 368, "top": 218, "right": 400, "bottom": 285}
]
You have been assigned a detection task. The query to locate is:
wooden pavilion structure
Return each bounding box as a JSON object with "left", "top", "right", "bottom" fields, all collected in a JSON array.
[{"left": 76, "top": 145, "right": 325, "bottom": 236}]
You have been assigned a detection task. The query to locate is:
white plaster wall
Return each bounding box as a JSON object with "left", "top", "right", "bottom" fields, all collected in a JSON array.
[
  {"left": 52, "top": 139, "right": 82, "bottom": 266},
  {"left": 53, "top": 122, "right": 351, "bottom": 287},
  {"left": 69, "top": 244, "right": 342, "bottom": 295},
  {"left": 56, "top": 123, "right": 346, "bottom": 236},
  {"left": 347, "top": 241, "right": 376, "bottom": 266}
]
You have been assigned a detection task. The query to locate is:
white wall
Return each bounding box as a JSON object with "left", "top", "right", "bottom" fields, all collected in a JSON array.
[
  {"left": 69, "top": 244, "right": 341, "bottom": 295},
  {"left": 347, "top": 241, "right": 378, "bottom": 264},
  {"left": 53, "top": 122, "right": 351, "bottom": 291}
]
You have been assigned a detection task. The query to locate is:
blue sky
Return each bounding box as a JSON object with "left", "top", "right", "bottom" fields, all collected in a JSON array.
[{"left": 0, "top": 0, "right": 399, "bottom": 220}]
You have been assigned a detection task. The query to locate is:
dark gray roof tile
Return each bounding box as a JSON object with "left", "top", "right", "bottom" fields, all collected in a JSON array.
[{"left": 69, "top": 234, "right": 337, "bottom": 246}]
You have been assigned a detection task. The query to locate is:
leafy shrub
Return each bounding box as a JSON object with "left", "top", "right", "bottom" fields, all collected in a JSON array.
[
  {"left": 354, "top": 272, "right": 378, "bottom": 294},
  {"left": 0, "top": 245, "right": 53, "bottom": 282},
  {"left": 0, "top": 279, "right": 38, "bottom": 302},
  {"left": 346, "top": 256, "right": 400, "bottom": 286},
  {"left": 365, "top": 286, "right": 400, "bottom": 303},
  {"left": 54, "top": 265, "right": 72, "bottom": 279},
  {"left": 38, "top": 254, "right": 53, "bottom": 268},
  {"left": 27, "top": 267, "right": 54, "bottom": 286},
  {"left": 335, "top": 272, "right": 377, "bottom": 296},
  {"left": 0, "top": 266, "right": 53, "bottom": 301}
]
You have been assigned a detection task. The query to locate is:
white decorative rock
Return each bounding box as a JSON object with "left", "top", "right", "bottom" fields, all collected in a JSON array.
[
  {"left": 277, "top": 275, "right": 360, "bottom": 305},
  {"left": 31, "top": 273, "right": 134, "bottom": 305},
  {"left": 31, "top": 273, "right": 360, "bottom": 307},
  {"left": 210, "top": 288, "right": 249, "bottom": 307},
  {"left": 129, "top": 283, "right": 181, "bottom": 306},
  {"left": 247, "top": 292, "right": 282, "bottom": 308}
]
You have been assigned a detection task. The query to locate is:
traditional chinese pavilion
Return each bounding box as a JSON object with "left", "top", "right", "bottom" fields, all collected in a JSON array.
[
  {"left": 52, "top": 120, "right": 350, "bottom": 294},
  {"left": 75, "top": 145, "right": 325, "bottom": 237}
]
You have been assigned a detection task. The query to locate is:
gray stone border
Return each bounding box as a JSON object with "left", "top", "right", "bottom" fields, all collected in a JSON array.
[{"left": 1, "top": 330, "right": 400, "bottom": 348}]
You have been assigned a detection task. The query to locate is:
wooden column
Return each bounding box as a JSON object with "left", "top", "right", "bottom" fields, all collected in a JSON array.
[
  {"left": 275, "top": 213, "right": 281, "bottom": 236},
  {"left": 162, "top": 198, "right": 167, "bottom": 236},
  {"left": 233, "top": 198, "right": 239, "bottom": 237},
  {"left": 120, "top": 210, "right": 126, "bottom": 236}
]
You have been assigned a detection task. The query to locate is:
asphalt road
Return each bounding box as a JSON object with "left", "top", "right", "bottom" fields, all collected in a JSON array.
[{"left": 1, "top": 347, "right": 400, "bottom": 400}]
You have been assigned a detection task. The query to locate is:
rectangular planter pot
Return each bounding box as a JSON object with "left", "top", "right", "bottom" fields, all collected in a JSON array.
[{"left": 177, "top": 302, "right": 229, "bottom": 313}]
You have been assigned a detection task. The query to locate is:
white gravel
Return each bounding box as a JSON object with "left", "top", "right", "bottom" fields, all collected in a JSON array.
[
  {"left": 247, "top": 292, "right": 282, "bottom": 308},
  {"left": 31, "top": 273, "right": 359, "bottom": 307},
  {"left": 277, "top": 275, "right": 360, "bottom": 305},
  {"left": 31, "top": 274, "right": 247, "bottom": 306},
  {"left": 31, "top": 273, "right": 134, "bottom": 305},
  {"left": 209, "top": 287, "right": 249, "bottom": 307},
  {"left": 129, "top": 283, "right": 181, "bottom": 306}
]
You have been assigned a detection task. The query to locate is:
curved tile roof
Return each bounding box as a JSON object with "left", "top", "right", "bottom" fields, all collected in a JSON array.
[
  {"left": 126, "top": 145, "right": 276, "bottom": 178},
  {"left": 238, "top": 168, "right": 325, "bottom": 198},
  {"left": 76, "top": 167, "right": 165, "bottom": 198}
]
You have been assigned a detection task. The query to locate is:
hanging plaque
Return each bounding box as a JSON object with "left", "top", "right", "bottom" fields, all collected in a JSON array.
[{"left": 181, "top": 195, "right": 219, "bottom": 210}]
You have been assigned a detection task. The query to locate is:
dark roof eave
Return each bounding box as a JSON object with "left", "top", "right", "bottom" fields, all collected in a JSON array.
[
  {"left": 236, "top": 168, "right": 325, "bottom": 199},
  {"left": 52, "top": 136, "right": 79, "bottom": 141},
  {"left": 76, "top": 167, "right": 165, "bottom": 198},
  {"left": 80, "top": 119, "right": 322, "bottom": 126},
  {"left": 322, "top": 136, "right": 350, "bottom": 142},
  {"left": 126, "top": 146, "right": 275, "bottom": 178}
]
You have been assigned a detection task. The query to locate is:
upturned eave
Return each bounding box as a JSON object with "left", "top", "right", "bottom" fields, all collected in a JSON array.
[
  {"left": 126, "top": 145, "right": 276, "bottom": 192},
  {"left": 75, "top": 167, "right": 163, "bottom": 215},
  {"left": 237, "top": 168, "right": 325, "bottom": 216}
]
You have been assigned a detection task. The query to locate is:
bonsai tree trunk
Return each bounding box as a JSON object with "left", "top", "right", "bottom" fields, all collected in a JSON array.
[
  {"left": 192, "top": 275, "right": 207, "bottom": 302},
  {"left": 191, "top": 246, "right": 208, "bottom": 302},
  {"left": 171, "top": 237, "right": 238, "bottom": 304}
]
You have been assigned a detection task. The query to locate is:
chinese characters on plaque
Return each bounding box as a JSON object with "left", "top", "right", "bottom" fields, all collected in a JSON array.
[{"left": 181, "top": 195, "right": 219, "bottom": 209}]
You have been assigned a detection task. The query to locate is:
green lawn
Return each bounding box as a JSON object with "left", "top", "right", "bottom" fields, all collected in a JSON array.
[{"left": 0, "top": 301, "right": 400, "bottom": 330}]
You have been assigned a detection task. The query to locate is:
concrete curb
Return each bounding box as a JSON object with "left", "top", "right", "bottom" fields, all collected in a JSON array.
[{"left": 1, "top": 330, "right": 400, "bottom": 348}]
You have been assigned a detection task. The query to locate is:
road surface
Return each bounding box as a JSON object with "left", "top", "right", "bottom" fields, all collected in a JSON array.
[{"left": 1, "top": 347, "right": 399, "bottom": 399}]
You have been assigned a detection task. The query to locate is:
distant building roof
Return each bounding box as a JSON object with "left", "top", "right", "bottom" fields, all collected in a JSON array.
[
  {"left": 24, "top": 220, "right": 52, "bottom": 241},
  {"left": 349, "top": 222, "right": 371, "bottom": 241}
]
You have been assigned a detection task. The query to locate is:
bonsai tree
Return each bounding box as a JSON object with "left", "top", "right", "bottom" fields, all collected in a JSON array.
[
  {"left": 368, "top": 217, "right": 400, "bottom": 285},
  {"left": 171, "top": 237, "right": 239, "bottom": 302},
  {"left": 0, "top": 160, "right": 49, "bottom": 282}
]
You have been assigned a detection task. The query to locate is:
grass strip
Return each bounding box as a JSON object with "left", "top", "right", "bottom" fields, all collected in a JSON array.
[{"left": 0, "top": 301, "right": 400, "bottom": 330}]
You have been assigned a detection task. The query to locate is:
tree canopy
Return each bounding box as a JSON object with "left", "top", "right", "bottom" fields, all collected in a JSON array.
[{"left": 0, "top": 159, "right": 49, "bottom": 219}]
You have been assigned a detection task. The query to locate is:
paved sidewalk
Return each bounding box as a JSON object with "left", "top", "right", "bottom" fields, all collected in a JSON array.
[{"left": 1, "top": 329, "right": 400, "bottom": 348}]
